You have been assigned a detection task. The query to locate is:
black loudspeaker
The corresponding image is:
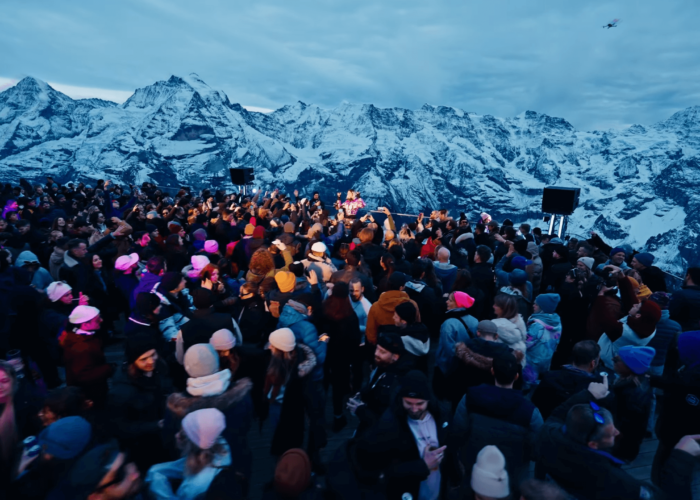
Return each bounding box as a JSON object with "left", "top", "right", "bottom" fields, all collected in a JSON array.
[
  {"left": 229, "top": 168, "right": 255, "bottom": 185},
  {"left": 542, "top": 186, "right": 580, "bottom": 215}
]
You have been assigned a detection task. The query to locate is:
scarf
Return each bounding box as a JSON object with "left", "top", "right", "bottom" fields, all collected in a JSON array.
[{"left": 186, "top": 369, "right": 232, "bottom": 397}]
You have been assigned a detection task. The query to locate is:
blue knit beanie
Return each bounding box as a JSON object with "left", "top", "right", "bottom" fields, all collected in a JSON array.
[
  {"left": 634, "top": 252, "right": 654, "bottom": 267},
  {"left": 678, "top": 331, "right": 700, "bottom": 368},
  {"left": 38, "top": 416, "right": 92, "bottom": 459},
  {"left": 509, "top": 269, "right": 528, "bottom": 286},
  {"left": 617, "top": 346, "right": 655, "bottom": 375},
  {"left": 535, "top": 293, "right": 561, "bottom": 314},
  {"left": 610, "top": 247, "right": 626, "bottom": 257}
]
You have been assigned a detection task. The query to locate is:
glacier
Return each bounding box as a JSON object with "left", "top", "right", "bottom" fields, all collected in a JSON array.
[{"left": 1, "top": 73, "right": 698, "bottom": 274}]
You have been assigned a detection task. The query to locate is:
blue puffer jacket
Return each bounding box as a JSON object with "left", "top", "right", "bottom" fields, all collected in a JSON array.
[
  {"left": 524, "top": 312, "right": 562, "bottom": 385},
  {"left": 648, "top": 309, "right": 681, "bottom": 372},
  {"left": 277, "top": 302, "right": 326, "bottom": 381},
  {"left": 435, "top": 308, "right": 478, "bottom": 374}
]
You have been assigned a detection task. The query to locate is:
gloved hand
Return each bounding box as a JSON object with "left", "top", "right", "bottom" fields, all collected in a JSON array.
[{"left": 588, "top": 374, "right": 610, "bottom": 399}]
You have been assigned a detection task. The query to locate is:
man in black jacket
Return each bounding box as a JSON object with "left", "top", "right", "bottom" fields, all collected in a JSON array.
[
  {"left": 631, "top": 252, "right": 667, "bottom": 293},
  {"left": 470, "top": 245, "right": 496, "bottom": 312},
  {"left": 532, "top": 340, "right": 605, "bottom": 420},
  {"left": 354, "top": 370, "right": 460, "bottom": 500},
  {"left": 669, "top": 267, "right": 700, "bottom": 331},
  {"left": 453, "top": 353, "right": 542, "bottom": 496}
]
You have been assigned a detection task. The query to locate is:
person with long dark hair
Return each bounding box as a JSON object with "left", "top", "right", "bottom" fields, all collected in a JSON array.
[
  {"left": 164, "top": 233, "right": 189, "bottom": 274},
  {"left": 320, "top": 282, "right": 361, "bottom": 432}
]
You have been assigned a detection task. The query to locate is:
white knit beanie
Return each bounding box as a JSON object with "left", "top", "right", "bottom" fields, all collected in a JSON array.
[
  {"left": 269, "top": 328, "right": 296, "bottom": 352},
  {"left": 471, "top": 445, "right": 509, "bottom": 499},
  {"left": 184, "top": 344, "right": 220, "bottom": 378},
  {"left": 578, "top": 257, "right": 595, "bottom": 271},
  {"left": 182, "top": 408, "right": 226, "bottom": 450},
  {"left": 210, "top": 329, "right": 236, "bottom": 351}
]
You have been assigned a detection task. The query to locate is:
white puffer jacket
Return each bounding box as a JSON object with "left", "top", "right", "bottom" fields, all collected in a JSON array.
[{"left": 492, "top": 315, "right": 527, "bottom": 366}]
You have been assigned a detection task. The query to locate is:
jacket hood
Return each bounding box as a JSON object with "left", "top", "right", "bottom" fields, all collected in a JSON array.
[
  {"left": 278, "top": 302, "right": 309, "bottom": 327},
  {"left": 166, "top": 377, "right": 252, "bottom": 419},
  {"left": 528, "top": 312, "right": 562, "bottom": 328},
  {"left": 376, "top": 290, "right": 410, "bottom": 315},
  {"left": 15, "top": 251, "right": 40, "bottom": 267},
  {"left": 455, "top": 343, "right": 494, "bottom": 371}
]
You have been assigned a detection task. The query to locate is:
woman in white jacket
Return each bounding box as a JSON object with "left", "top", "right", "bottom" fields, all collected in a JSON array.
[
  {"left": 146, "top": 408, "right": 231, "bottom": 499},
  {"left": 491, "top": 294, "right": 527, "bottom": 365}
]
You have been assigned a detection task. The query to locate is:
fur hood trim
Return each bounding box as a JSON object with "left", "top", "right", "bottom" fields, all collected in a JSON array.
[{"left": 166, "top": 377, "right": 253, "bottom": 418}]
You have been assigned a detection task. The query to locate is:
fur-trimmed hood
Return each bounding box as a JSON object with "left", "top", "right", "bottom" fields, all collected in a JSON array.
[
  {"left": 166, "top": 377, "right": 253, "bottom": 419},
  {"left": 454, "top": 342, "right": 525, "bottom": 370}
]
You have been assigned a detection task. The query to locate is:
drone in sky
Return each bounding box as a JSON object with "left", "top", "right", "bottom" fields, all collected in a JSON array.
[{"left": 603, "top": 19, "right": 621, "bottom": 29}]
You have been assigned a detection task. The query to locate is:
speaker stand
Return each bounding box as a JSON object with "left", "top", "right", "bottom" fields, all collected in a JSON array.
[{"left": 546, "top": 215, "right": 568, "bottom": 238}]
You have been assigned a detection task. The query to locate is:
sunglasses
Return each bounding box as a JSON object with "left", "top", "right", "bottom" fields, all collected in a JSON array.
[{"left": 584, "top": 401, "right": 606, "bottom": 443}]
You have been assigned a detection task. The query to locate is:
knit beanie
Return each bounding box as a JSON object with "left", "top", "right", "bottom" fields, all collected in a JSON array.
[
  {"left": 192, "top": 228, "right": 207, "bottom": 241},
  {"left": 168, "top": 221, "right": 182, "bottom": 234},
  {"left": 210, "top": 329, "right": 236, "bottom": 351},
  {"left": 38, "top": 416, "right": 92, "bottom": 459},
  {"left": 578, "top": 257, "right": 595, "bottom": 271},
  {"left": 509, "top": 269, "right": 528, "bottom": 286},
  {"left": 377, "top": 331, "right": 404, "bottom": 355},
  {"left": 511, "top": 255, "right": 532, "bottom": 270},
  {"left": 395, "top": 301, "right": 417, "bottom": 324},
  {"left": 284, "top": 221, "right": 296, "bottom": 234},
  {"left": 182, "top": 408, "right": 226, "bottom": 450},
  {"left": 160, "top": 271, "right": 184, "bottom": 293},
  {"left": 678, "top": 331, "right": 700, "bottom": 368},
  {"left": 191, "top": 255, "right": 210, "bottom": 272},
  {"left": 244, "top": 224, "right": 255, "bottom": 236},
  {"left": 638, "top": 300, "right": 662, "bottom": 324},
  {"left": 275, "top": 271, "right": 296, "bottom": 294},
  {"left": 269, "top": 328, "right": 297, "bottom": 352},
  {"left": 617, "top": 346, "right": 655, "bottom": 375},
  {"left": 627, "top": 301, "right": 662, "bottom": 339},
  {"left": 184, "top": 344, "right": 220, "bottom": 378},
  {"left": 192, "top": 288, "right": 214, "bottom": 309},
  {"left": 68, "top": 305, "right": 100, "bottom": 325},
  {"left": 274, "top": 449, "right": 312, "bottom": 497},
  {"left": 453, "top": 291, "right": 475, "bottom": 309},
  {"left": 471, "top": 445, "right": 509, "bottom": 499},
  {"left": 398, "top": 370, "right": 431, "bottom": 400},
  {"left": 649, "top": 291, "right": 671, "bottom": 310},
  {"left": 125, "top": 333, "right": 158, "bottom": 365},
  {"left": 47, "top": 281, "right": 72, "bottom": 302},
  {"left": 610, "top": 247, "right": 626, "bottom": 257},
  {"left": 253, "top": 226, "right": 265, "bottom": 239},
  {"left": 553, "top": 244, "right": 569, "bottom": 260},
  {"left": 627, "top": 277, "right": 640, "bottom": 289},
  {"left": 204, "top": 240, "right": 219, "bottom": 253},
  {"left": 134, "top": 292, "right": 160, "bottom": 317},
  {"left": 634, "top": 252, "right": 654, "bottom": 267},
  {"left": 388, "top": 272, "right": 408, "bottom": 288},
  {"left": 637, "top": 284, "right": 652, "bottom": 301},
  {"left": 535, "top": 293, "right": 561, "bottom": 314}
]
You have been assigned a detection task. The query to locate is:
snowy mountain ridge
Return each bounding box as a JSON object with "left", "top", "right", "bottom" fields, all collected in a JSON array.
[{"left": 0, "top": 74, "right": 698, "bottom": 273}]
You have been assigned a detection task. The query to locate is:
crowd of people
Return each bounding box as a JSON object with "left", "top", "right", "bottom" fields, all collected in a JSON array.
[{"left": 0, "top": 178, "right": 699, "bottom": 500}]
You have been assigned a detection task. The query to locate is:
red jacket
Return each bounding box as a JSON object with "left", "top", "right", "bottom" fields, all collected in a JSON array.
[{"left": 60, "top": 330, "right": 113, "bottom": 398}]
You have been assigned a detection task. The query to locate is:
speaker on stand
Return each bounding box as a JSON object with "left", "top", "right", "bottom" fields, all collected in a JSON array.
[
  {"left": 542, "top": 186, "right": 580, "bottom": 237},
  {"left": 229, "top": 168, "right": 255, "bottom": 196}
]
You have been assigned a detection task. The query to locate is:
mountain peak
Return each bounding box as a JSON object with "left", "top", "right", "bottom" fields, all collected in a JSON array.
[{"left": 662, "top": 105, "right": 700, "bottom": 133}]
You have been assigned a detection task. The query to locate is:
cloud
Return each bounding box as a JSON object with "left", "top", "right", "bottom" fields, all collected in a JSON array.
[{"left": 1, "top": 0, "right": 699, "bottom": 130}]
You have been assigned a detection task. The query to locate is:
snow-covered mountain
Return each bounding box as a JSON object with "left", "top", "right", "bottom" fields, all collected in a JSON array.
[{"left": 1, "top": 74, "right": 698, "bottom": 273}]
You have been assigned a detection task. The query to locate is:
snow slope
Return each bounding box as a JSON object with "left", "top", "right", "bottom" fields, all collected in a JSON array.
[{"left": 1, "top": 75, "right": 698, "bottom": 273}]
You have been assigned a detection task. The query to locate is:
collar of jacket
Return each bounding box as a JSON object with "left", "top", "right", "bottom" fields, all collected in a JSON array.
[{"left": 64, "top": 252, "right": 80, "bottom": 268}]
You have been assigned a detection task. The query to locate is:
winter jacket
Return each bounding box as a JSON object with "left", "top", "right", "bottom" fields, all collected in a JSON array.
[
  {"left": 653, "top": 365, "right": 700, "bottom": 448},
  {"left": 524, "top": 312, "right": 562, "bottom": 385},
  {"left": 153, "top": 286, "right": 194, "bottom": 342},
  {"left": 176, "top": 309, "right": 242, "bottom": 364},
  {"left": 354, "top": 401, "right": 459, "bottom": 500},
  {"left": 598, "top": 316, "right": 656, "bottom": 370},
  {"left": 60, "top": 330, "right": 114, "bottom": 405},
  {"left": 396, "top": 322, "right": 430, "bottom": 373},
  {"left": 15, "top": 251, "right": 53, "bottom": 290},
  {"left": 49, "top": 246, "right": 65, "bottom": 280},
  {"left": 108, "top": 360, "right": 173, "bottom": 471},
  {"left": 365, "top": 290, "right": 412, "bottom": 345},
  {"left": 404, "top": 279, "right": 442, "bottom": 337},
  {"left": 132, "top": 271, "right": 161, "bottom": 303},
  {"left": 586, "top": 276, "right": 638, "bottom": 341},
  {"left": 277, "top": 301, "right": 326, "bottom": 382},
  {"left": 301, "top": 254, "right": 337, "bottom": 283},
  {"left": 433, "top": 262, "right": 458, "bottom": 293},
  {"left": 114, "top": 272, "right": 140, "bottom": 313},
  {"left": 58, "top": 252, "right": 92, "bottom": 294},
  {"left": 526, "top": 242, "right": 544, "bottom": 295},
  {"left": 492, "top": 315, "right": 527, "bottom": 365},
  {"left": 453, "top": 385, "right": 542, "bottom": 492},
  {"left": 612, "top": 376, "right": 653, "bottom": 462},
  {"left": 470, "top": 262, "right": 496, "bottom": 309},
  {"left": 146, "top": 439, "right": 232, "bottom": 500},
  {"left": 638, "top": 265, "right": 667, "bottom": 292},
  {"left": 435, "top": 308, "right": 478, "bottom": 374},
  {"left": 669, "top": 284, "right": 700, "bottom": 331},
  {"left": 330, "top": 265, "right": 377, "bottom": 303},
  {"left": 165, "top": 377, "right": 254, "bottom": 480},
  {"left": 647, "top": 309, "right": 681, "bottom": 371},
  {"left": 531, "top": 365, "right": 604, "bottom": 421}
]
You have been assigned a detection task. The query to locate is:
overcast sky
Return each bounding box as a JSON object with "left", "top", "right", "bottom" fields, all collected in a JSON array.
[{"left": 2, "top": 0, "right": 699, "bottom": 130}]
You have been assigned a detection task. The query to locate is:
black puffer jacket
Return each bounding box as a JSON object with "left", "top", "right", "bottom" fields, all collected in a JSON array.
[
  {"left": 531, "top": 365, "right": 604, "bottom": 420},
  {"left": 612, "top": 376, "right": 653, "bottom": 462}
]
